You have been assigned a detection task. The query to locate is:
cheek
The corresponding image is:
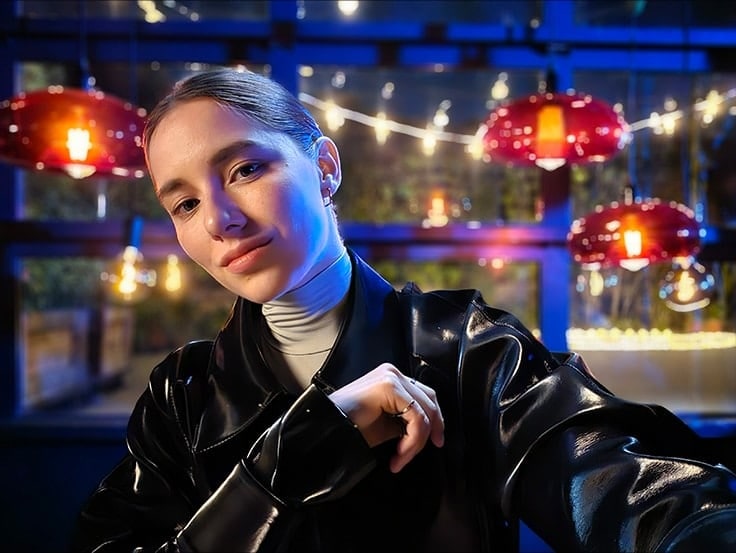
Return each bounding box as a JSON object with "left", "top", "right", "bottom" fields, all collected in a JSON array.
[{"left": 174, "top": 225, "right": 206, "bottom": 265}]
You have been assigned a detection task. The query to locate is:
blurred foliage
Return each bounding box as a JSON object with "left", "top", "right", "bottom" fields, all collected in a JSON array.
[
  {"left": 333, "top": 118, "right": 540, "bottom": 224},
  {"left": 23, "top": 171, "right": 166, "bottom": 221},
  {"left": 21, "top": 258, "right": 236, "bottom": 353},
  {"left": 371, "top": 258, "right": 538, "bottom": 329},
  {"left": 21, "top": 258, "right": 105, "bottom": 310}
]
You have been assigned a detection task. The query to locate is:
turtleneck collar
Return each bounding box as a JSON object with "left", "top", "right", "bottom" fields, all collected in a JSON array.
[{"left": 261, "top": 246, "right": 352, "bottom": 354}]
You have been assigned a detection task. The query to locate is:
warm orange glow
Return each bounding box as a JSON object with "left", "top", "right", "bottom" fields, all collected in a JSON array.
[
  {"left": 623, "top": 229, "right": 643, "bottom": 257},
  {"left": 570, "top": 195, "right": 701, "bottom": 273},
  {"left": 676, "top": 270, "right": 697, "bottom": 303},
  {"left": 484, "top": 91, "right": 630, "bottom": 171},
  {"left": 536, "top": 104, "right": 566, "bottom": 158},
  {"left": 0, "top": 87, "right": 147, "bottom": 179},
  {"left": 423, "top": 193, "right": 449, "bottom": 227},
  {"left": 117, "top": 246, "right": 142, "bottom": 300},
  {"left": 164, "top": 254, "right": 182, "bottom": 293},
  {"left": 66, "top": 127, "right": 91, "bottom": 161}
]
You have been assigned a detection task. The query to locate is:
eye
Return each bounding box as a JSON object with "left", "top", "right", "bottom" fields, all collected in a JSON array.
[
  {"left": 172, "top": 198, "right": 199, "bottom": 216},
  {"left": 232, "top": 161, "right": 265, "bottom": 181}
]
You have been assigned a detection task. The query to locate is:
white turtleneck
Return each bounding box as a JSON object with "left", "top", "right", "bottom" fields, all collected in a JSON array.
[{"left": 260, "top": 247, "right": 352, "bottom": 393}]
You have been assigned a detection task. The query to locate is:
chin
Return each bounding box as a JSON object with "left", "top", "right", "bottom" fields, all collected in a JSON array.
[{"left": 230, "top": 279, "right": 287, "bottom": 305}]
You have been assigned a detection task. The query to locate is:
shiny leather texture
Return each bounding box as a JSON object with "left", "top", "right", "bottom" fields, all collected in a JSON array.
[{"left": 72, "top": 250, "right": 736, "bottom": 552}]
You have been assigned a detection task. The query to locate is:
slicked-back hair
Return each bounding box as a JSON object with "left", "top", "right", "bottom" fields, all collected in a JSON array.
[{"left": 143, "top": 68, "right": 323, "bottom": 160}]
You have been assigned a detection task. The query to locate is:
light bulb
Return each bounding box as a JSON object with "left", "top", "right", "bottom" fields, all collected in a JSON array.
[
  {"left": 164, "top": 254, "right": 182, "bottom": 293},
  {"left": 66, "top": 127, "right": 91, "bottom": 161},
  {"left": 100, "top": 245, "right": 157, "bottom": 303},
  {"left": 423, "top": 193, "right": 449, "bottom": 228},
  {"left": 659, "top": 258, "right": 716, "bottom": 312},
  {"left": 374, "top": 111, "right": 390, "bottom": 145},
  {"left": 623, "top": 229, "right": 642, "bottom": 258}
]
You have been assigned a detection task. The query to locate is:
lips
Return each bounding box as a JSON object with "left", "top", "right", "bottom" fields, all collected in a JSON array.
[{"left": 219, "top": 238, "right": 272, "bottom": 272}]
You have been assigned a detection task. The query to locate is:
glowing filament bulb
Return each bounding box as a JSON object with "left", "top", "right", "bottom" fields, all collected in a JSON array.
[
  {"left": 337, "top": 1, "right": 359, "bottom": 16},
  {"left": 324, "top": 101, "right": 345, "bottom": 131},
  {"left": 66, "top": 127, "right": 91, "bottom": 161},
  {"left": 623, "top": 229, "right": 642, "bottom": 257},
  {"left": 676, "top": 270, "right": 697, "bottom": 302},
  {"left": 165, "top": 254, "right": 182, "bottom": 292},
  {"left": 425, "top": 194, "right": 448, "bottom": 227},
  {"left": 374, "top": 112, "right": 390, "bottom": 145},
  {"left": 422, "top": 130, "right": 436, "bottom": 156},
  {"left": 589, "top": 269, "right": 604, "bottom": 297},
  {"left": 536, "top": 104, "right": 566, "bottom": 158},
  {"left": 117, "top": 245, "right": 140, "bottom": 298}
]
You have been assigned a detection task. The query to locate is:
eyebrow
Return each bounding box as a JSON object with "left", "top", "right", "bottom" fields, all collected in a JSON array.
[{"left": 156, "top": 139, "right": 257, "bottom": 202}]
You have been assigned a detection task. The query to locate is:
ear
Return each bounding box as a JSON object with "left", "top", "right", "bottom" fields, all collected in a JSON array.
[{"left": 315, "top": 136, "right": 342, "bottom": 196}]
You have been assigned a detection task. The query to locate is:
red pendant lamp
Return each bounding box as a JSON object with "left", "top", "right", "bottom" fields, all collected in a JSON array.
[
  {"left": 567, "top": 187, "right": 702, "bottom": 272},
  {"left": 483, "top": 91, "right": 631, "bottom": 171},
  {"left": 0, "top": 86, "right": 147, "bottom": 179}
]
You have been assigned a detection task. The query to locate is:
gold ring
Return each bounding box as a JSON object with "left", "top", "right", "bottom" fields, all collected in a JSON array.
[{"left": 389, "top": 398, "right": 416, "bottom": 418}]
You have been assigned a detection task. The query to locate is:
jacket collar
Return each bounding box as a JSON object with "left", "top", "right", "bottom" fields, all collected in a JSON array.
[{"left": 194, "top": 249, "right": 407, "bottom": 452}]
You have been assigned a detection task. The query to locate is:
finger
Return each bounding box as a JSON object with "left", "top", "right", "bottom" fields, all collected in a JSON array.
[
  {"left": 389, "top": 400, "right": 430, "bottom": 473},
  {"left": 403, "top": 379, "right": 445, "bottom": 448}
]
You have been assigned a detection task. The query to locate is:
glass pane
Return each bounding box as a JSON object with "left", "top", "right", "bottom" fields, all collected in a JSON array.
[
  {"left": 300, "top": 66, "right": 544, "bottom": 224},
  {"left": 19, "top": 256, "right": 235, "bottom": 414},
  {"left": 568, "top": 259, "right": 736, "bottom": 414},
  {"left": 300, "top": 0, "right": 540, "bottom": 24},
  {"left": 20, "top": 0, "right": 268, "bottom": 21},
  {"left": 370, "top": 257, "right": 539, "bottom": 331},
  {"left": 575, "top": 0, "right": 736, "bottom": 28},
  {"left": 572, "top": 70, "right": 736, "bottom": 226},
  {"left": 16, "top": 61, "right": 266, "bottom": 221}
]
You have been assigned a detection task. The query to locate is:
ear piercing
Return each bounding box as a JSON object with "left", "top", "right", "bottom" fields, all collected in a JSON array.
[{"left": 322, "top": 174, "right": 336, "bottom": 207}]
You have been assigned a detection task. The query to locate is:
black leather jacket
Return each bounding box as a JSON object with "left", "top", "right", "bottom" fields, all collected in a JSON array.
[{"left": 73, "top": 251, "right": 736, "bottom": 552}]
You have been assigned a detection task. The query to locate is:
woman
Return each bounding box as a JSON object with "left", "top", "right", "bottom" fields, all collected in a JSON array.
[{"left": 72, "top": 68, "right": 736, "bottom": 552}]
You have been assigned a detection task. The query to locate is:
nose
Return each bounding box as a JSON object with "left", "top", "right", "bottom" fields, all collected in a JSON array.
[{"left": 203, "top": 190, "right": 247, "bottom": 239}]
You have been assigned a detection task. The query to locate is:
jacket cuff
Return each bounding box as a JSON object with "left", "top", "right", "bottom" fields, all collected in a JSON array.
[
  {"left": 177, "top": 460, "right": 290, "bottom": 552},
  {"left": 656, "top": 507, "right": 736, "bottom": 552},
  {"left": 246, "top": 384, "right": 376, "bottom": 505}
]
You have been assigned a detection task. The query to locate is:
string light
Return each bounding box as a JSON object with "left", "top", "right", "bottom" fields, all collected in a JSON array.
[
  {"left": 374, "top": 111, "right": 390, "bottom": 144},
  {"left": 337, "top": 0, "right": 360, "bottom": 17},
  {"left": 300, "top": 85, "right": 736, "bottom": 157}
]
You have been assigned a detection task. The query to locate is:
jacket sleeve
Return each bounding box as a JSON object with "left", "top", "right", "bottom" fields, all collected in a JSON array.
[
  {"left": 461, "top": 300, "right": 736, "bottom": 552},
  {"left": 71, "top": 345, "right": 375, "bottom": 553},
  {"left": 177, "top": 384, "right": 376, "bottom": 552}
]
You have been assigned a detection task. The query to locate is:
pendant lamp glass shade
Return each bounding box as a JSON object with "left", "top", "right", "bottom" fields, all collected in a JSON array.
[
  {"left": 482, "top": 91, "right": 631, "bottom": 171},
  {"left": 0, "top": 86, "right": 147, "bottom": 179},
  {"left": 567, "top": 195, "right": 702, "bottom": 272},
  {"left": 658, "top": 257, "right": 715, "bottom": 312}
]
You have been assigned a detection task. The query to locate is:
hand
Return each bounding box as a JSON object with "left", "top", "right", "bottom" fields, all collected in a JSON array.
[{"left": 328, "top": 363, "right": 445, "bottom": 473}]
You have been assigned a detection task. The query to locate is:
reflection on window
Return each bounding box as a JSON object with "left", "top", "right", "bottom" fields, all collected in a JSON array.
[
  {"left": 22, "top": 171, "right": 164, "bottom": 221},
  {"left": 575, "top": 0, "right": 736, "bottom": 28},
  {"left": 302, "top": 66, "right": 545, "bottom": 224},
  {"left": 20, "top": 1, "right": 268, "bottom": 21},
  {"left": 20, "top": 257, "right": 235, "bottom": 413},
  {"left": 566, "top": 258, "right": 736, "bottom": 415},
  {"left": 18, "top": 61, "right": 267, "bottom": 221},
  {"left": 299, "top": 0, "right": 540, "bottom": 24},
  {"left": 370, "top": 257, "right": 538, "bottom": 331},
  {"left": 572, "top": 70, "right": 736, "bottom": 225}
]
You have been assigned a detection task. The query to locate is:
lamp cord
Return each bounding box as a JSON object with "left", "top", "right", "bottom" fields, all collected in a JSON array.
[{"left": 78, "top": 0, "right": 93, "bottom": 90}]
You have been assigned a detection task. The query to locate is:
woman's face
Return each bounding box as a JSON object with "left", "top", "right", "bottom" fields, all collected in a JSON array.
[{"left": 146, "top": 98, "right": 344, "bottom": 304}]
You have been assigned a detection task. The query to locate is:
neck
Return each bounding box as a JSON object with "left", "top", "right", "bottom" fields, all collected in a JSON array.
[{"left": 262, "top": 246, "right": 351, "bottom": 353}]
